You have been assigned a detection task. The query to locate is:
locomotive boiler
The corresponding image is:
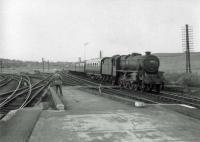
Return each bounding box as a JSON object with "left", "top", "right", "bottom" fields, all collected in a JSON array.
[{"left": 117, "top": 52, "right": 163, "bottom": 92}]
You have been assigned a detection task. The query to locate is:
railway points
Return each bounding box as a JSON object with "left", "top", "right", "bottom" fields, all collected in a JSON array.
[{"left": 0, "top": 73, "right": 54, "bottom": 118}]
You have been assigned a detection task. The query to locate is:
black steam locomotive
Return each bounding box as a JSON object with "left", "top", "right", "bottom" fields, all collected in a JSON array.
[{"left": 69, "top": 52, "right": 164, "bottom": 93}]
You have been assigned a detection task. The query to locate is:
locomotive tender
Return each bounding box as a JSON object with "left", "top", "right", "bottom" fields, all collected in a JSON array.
[{"left": 69, "top": 51, "right": 164, "bottom": 93}]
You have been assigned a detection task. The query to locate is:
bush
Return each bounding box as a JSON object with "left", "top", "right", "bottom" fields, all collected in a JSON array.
[{"left": 164, "top": 72, "right": 200, "bottom": 87}]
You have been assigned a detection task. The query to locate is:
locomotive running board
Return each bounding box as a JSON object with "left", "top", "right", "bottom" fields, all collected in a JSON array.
[{"left": 116, "top": 70, "right": 138, "bottom": 73}]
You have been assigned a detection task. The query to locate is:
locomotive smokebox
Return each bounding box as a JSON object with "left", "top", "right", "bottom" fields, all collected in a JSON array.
[{"left": 145, "top": 51, "right": 151, "bottom": 55}]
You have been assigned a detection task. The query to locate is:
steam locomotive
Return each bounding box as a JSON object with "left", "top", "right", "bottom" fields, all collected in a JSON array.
[{"left": 69, "top": 51, "right": 164, "bottom": 93}]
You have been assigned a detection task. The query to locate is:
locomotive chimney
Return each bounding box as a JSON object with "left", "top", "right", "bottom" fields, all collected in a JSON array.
[{"left": 145, "top": 51, "right": 151, "bottom": 55}]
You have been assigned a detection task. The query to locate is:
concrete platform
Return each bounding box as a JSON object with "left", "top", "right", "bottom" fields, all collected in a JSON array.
[
  {"left": 49, "top": 87, "right": 64, "bottom": 110},
  {"left": 163, "top": 104, "right": 200, "bottom": 120},
  {"left": 29, "top": 86, "right": 200, "bottom": 142},
  {"left": 0, "top": 107, "right": 42, "bottom": 142}
]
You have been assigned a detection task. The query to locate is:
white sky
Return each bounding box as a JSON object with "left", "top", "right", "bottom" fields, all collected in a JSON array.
[{"left": 0, "top": 0, "right": 200, "bottom": 61}]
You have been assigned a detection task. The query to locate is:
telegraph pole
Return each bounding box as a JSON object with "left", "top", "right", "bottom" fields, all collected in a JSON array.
[
  {"left": 182, "top": 24, "right": 193, "bottom": 73},
  {"left": 47, "top": 60, "right": 50, "bottom": 71},
  {"left": 0, "top": 60, "right": 3, "bottom": 73},
  {"left": 186, "top": 24, "right": 191, "bottom": 73},
  {"left": 42, "top": 58, "right": 44, "bottom": 72}
]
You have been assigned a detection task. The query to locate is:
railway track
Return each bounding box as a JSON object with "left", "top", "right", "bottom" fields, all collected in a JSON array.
[
  {"left": 0, "top": 73, "right": 53, "bottom": 119},
  {"left": 0, "top": 75, "right": 13, "bottom": 88},
  {"left": 62, "top": 71, "right": 200, "bottom": 108},
  {"left": 61, "top": 72, "right": 158, "bottom": 104},
  {"left": 158, "top": 91, "right": 200, "bottom": 108}
]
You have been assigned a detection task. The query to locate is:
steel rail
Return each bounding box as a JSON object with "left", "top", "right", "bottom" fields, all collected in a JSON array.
[
  {"left": 0, "top": 77, "right": 9, "bottom": 84},
  {"left": 161, "top": 91, "right": 200, "bottom": 101},
  {"left": 62, "top": 72, "right": 98, "bottom": 86},
  {"left": 18, "top": 74, "right": 53, "bottom": 107},
  {"left": 19, "top": 75, "right": 32, "bottom": 109},
  {"left": 157, "top": 92, "right": 200, "bottom": 108},
  {"left": 31, "top": 74, "right": 53, "bottom": 87},
  {"left": 0, "top": 78, "right": 13, "bottom": 88},
  {"left": 23, "top": 83, "right": 50, "bottom": 107},
  {"left": 0, "top": 86, "right": 28, "bottom": 97},
  {"left": 0, "top": 73, "right": 52, "bottom": 109},
  {"left": 101, "top": 88, "right": 158, "bottom": 104},
  {"left": 63, "top": 72, "right": 200, "bottom": 108},
  {"left": 62, "top": 72, "right": 158, "bottom": 104},
  {"left": 0, "top": 74, "right": 53, "bottom": 119},
  {"left": 0, "top": 85, "right": 42, "bottom": 108},
  {"left": 0, "top": 76, "right": 23, "bottom": 107},
  {"left": 61, "top": 73, "right": 88, "bottom": 86}
]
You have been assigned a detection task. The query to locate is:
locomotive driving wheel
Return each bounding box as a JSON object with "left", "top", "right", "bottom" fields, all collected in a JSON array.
[
  {"left": 129, "top": 83, "right": 137, "bottom": 91},
  {"left": 133, "top": 83, "right": 138, "bottom": 91},
  {"left": 111, "top": 80, "right": 115, "bottom": 86},
  {"left": 156, "top": 84, "right": 160, "bottom": 93},
  {"left": 146, "top": 85, "right": 153, "bottom": 92},
  {"left": 127, "top": 82, "right": 132, "bottom": 90},
  {"left": 129, "top": 83, "right": 133, "bottom": 90},
  {"left": 124, "top": 82, "right": 129, "bottom": 89},
  {"left": 118, "top": 80, "right": 123, "bottom": 89},
  {"left": 141, "top": 83, "right": 146, "bottom": 92}
]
